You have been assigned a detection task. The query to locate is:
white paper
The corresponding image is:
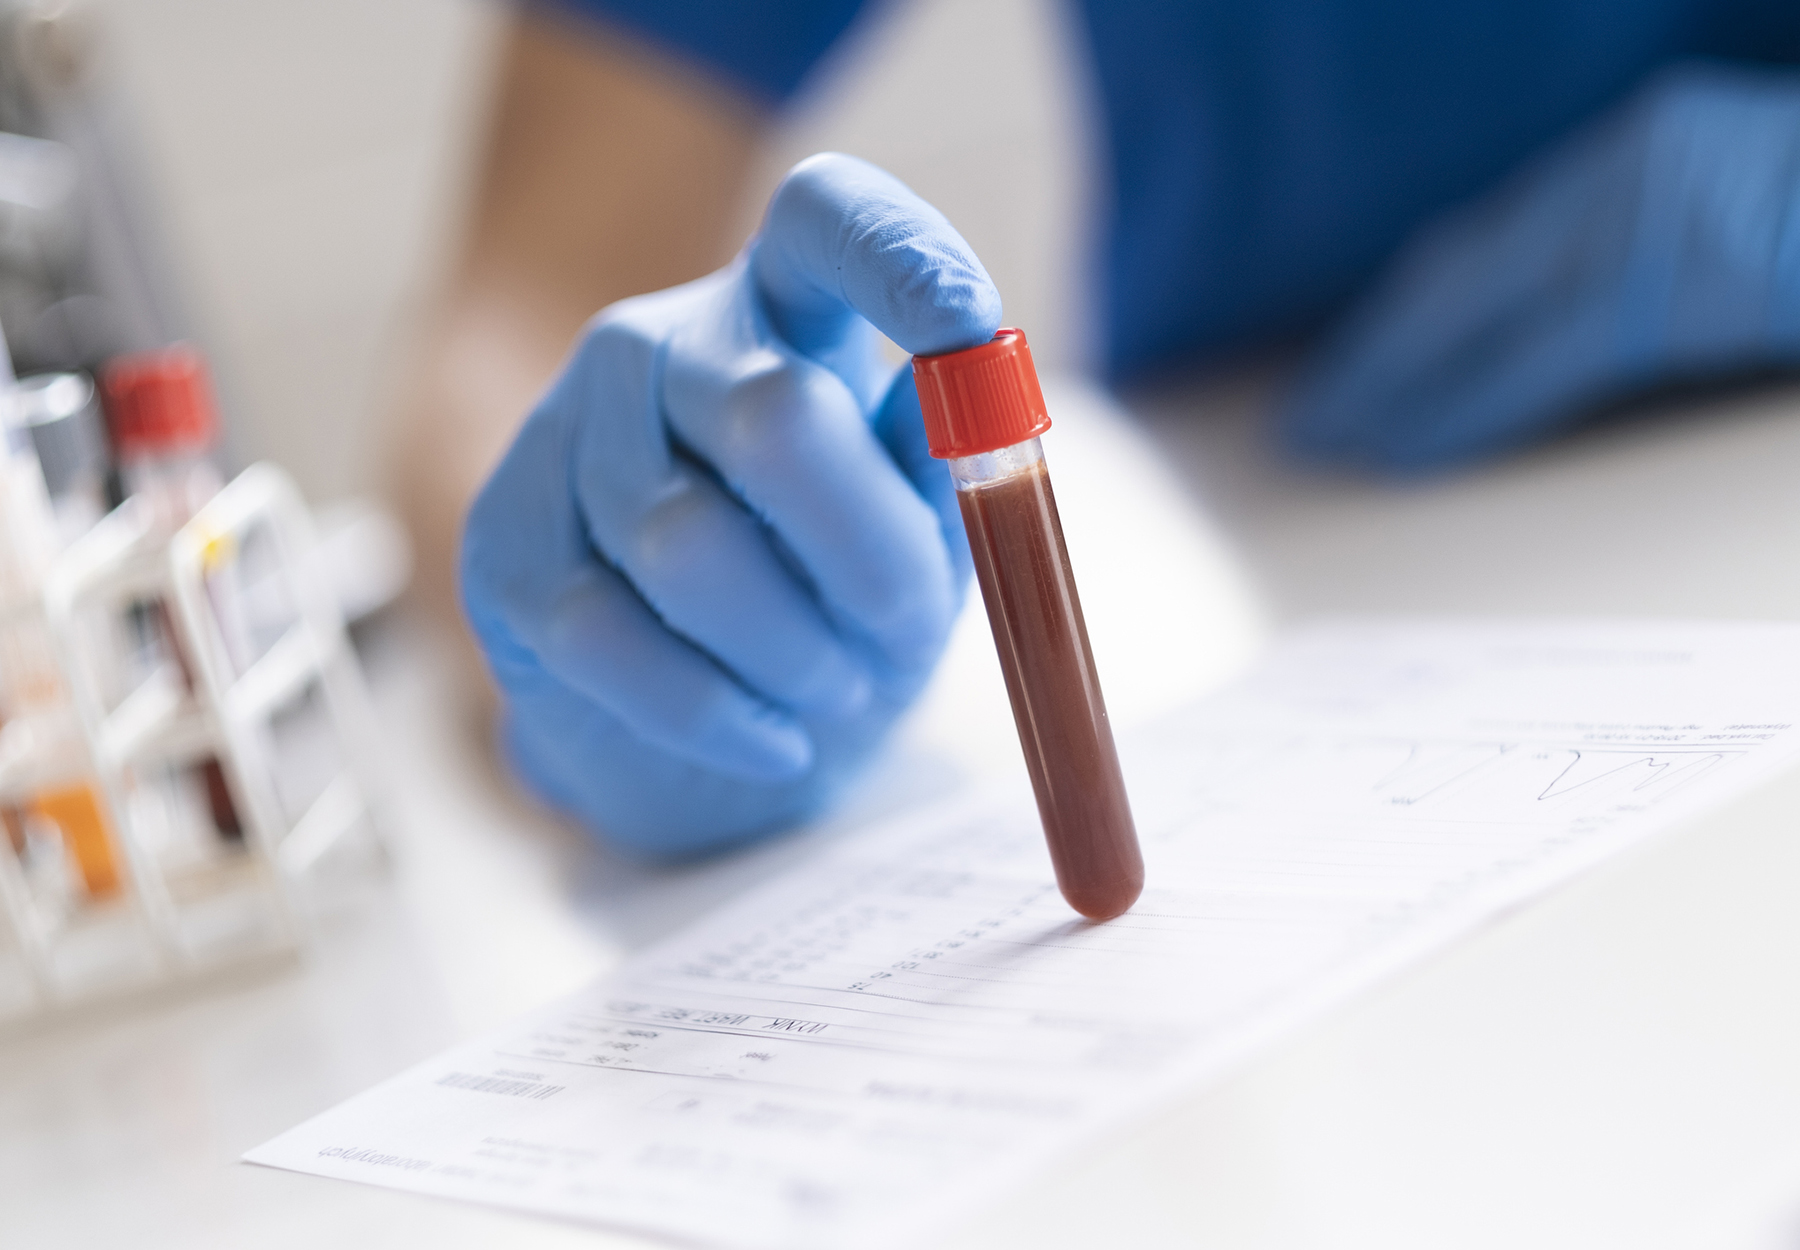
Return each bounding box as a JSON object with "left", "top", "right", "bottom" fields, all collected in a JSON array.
[{"left": 247, "top": 621, "right": 1800, "bottom": 1249}]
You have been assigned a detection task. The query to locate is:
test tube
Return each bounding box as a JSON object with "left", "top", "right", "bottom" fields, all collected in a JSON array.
[
  {"left": 100, "top": 347, "right": 224, "bottom": 532},
  {"left": 912, "top": 329, "right": 1143, "bottom": 921},
  {"left": 99, "top": 346, "right": 242, "bottom": 842},
  {"left": 0, "top": 357, "right": 123, "bottom": 899},
  {"left": 16, "top": 372, "right": 109, "bottom": 549}
]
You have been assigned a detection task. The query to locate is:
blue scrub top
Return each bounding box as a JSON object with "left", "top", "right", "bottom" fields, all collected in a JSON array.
[{"left": 552, "top": 0, "right": 1800, "bottom": 383}]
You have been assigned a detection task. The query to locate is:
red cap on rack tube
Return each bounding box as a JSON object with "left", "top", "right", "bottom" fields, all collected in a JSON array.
[
  {"left": 911, "top": 327, "right": 1051, "bottom": 459},
  {"left": 100, "top": 344, "right": 220, "bottom": 456}
]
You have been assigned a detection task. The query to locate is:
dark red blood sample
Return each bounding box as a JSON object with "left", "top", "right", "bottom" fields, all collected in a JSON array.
[
  {"left": 154, "top": 600, "right": 244, "bottom": 841},
  {"left": 957, "top": 459, "right": 1143, "bottom": 921}
]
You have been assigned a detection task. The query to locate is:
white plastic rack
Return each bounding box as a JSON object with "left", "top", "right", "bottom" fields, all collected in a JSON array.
[{"left": 0, "top": 462, "right": 385, "bottom": 1023}]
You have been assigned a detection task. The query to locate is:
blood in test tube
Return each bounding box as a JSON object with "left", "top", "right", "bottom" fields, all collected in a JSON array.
[
  {"left": 912, "top": 329, "right": 1143, "bottom": 921},
  {"left": 101, "top": 347, "right": 244, "bottom": 843}
]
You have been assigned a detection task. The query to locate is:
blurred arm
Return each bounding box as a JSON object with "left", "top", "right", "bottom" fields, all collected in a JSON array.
[{"left": 390, "top": 9, "right": 769, "bottom": 619}]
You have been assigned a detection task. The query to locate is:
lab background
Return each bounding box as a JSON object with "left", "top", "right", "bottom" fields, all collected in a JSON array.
[{"left": 7, "top": 1, "right": 1800, "bottom": 1248}]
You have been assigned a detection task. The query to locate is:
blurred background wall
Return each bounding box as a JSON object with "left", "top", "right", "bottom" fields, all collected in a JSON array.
[{"left": 83, "top": 0, "right": 1094, "bottom": 505}]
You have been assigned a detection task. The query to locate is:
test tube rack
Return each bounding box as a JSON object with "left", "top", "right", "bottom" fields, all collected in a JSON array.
[{"left": 0, "top": 462, "right": 386, "bottom": 1024}]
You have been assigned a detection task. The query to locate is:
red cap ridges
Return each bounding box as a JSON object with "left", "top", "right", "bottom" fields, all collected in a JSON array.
[
  {"left": 100, "top": 344, "right": 220, "bottom": 456},
  {"left": 912, "top": 327, "right": 1050, "bottom": 459}
]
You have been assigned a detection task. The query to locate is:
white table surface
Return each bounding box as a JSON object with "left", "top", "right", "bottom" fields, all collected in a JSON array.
[{"left": 7, "top": 375, "right": 1800, "bottom": 1249}]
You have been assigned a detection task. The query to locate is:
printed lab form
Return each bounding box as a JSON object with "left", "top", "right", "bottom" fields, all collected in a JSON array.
[{"left": 247, "top": 620, "right": 1800, "bottom": 1249}]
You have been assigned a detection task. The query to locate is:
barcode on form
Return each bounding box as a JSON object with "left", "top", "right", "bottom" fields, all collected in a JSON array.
[{"left": 435, "top": 1071, "right": 565, "bottom": 1100}]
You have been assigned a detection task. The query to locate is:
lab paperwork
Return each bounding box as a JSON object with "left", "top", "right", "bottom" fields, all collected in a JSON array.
[{"left": 248, "top": 620, "right": 1800, "bottom": 1248}]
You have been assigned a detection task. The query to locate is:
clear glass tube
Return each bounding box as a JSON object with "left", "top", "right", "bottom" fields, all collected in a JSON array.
[{"left": 122, "top": 449, "right": 222, "bottom": 538}]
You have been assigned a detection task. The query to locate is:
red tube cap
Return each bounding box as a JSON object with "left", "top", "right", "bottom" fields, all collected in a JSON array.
[
  {"left": 912, "top": 327, "right": 1050, "bottom": 459},
  {"left": 100, "top": 344, "right": 220, "bottom": 456}
]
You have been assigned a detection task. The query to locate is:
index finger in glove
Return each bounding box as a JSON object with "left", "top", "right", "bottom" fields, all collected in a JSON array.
[{"left": 750, "top": 152, "right": 1003, "bottom": 362}]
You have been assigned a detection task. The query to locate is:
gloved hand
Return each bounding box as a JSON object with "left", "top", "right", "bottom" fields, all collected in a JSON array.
[
  {"left": 1283, "top": 62, "right": 1800, "bottom": 471},
  {"left": 461, "top": 154, "right": 1001, "bottom": 854}
]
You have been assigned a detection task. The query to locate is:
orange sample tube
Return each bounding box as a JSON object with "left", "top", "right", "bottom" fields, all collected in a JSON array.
[
  {"left": 0, "top": 623, "right": 127, "bottom": 901},
  {"left": 34, "top": 782, "right": 121, "bottom": 898},
  {"left": 913, "top": 329, "right": 1143, "bottom": 920}
]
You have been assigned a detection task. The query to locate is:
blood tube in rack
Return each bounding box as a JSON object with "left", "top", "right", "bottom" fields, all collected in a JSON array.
[
  {"left": 912, "top": 329, "right": 1143, "bottom": 921},
  {"left": 100, "top": 347, "right": 244, "bottom": 843}
]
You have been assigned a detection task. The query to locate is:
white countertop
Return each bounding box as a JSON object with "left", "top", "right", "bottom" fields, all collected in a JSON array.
[{"left": 7, "top": 375, "right": 1800, "bottom": 1249}]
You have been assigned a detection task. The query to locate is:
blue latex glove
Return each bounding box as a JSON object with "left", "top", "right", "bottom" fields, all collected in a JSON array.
[
  {"left": 1283, "top": 62, "right": 1800, "bottom": 472},
  {"left": 460, "top": 154, "right": 1001, "bottom": 854}
]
